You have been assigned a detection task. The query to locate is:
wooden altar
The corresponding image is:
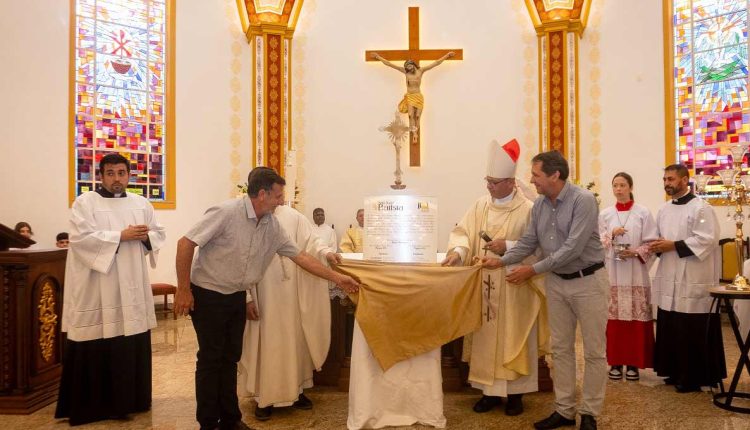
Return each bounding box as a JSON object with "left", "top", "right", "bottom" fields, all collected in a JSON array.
[
  {"left": 0, "top": 248, "right": 67, "bottom": 413},
  {"left": 314, "top": 297, "right": 553, "bottom": 392}
]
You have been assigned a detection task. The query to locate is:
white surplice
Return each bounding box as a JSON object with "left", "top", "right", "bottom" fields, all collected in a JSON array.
[
  {"left": 239, "top": 205, "right": 332, "bottom": 407},
  {"left": 62, "top": 191, "right": 166, "bottom": 342},
  {"left": 652, "top": 197, "right": 720, "bottom": 314},
  {"left": 313, "top": 223, "right": 338, "bottom": 251},
  {"left": 346, "top": 253, "right": 446, "bottom": 430}
]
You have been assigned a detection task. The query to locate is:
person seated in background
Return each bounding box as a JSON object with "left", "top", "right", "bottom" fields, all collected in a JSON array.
[
  {"left": 339, "top": 209, "right": 364, "bottom": 253},
  {"left": 14, "top": 221, "right": 34, "bottom": 239},
  {"left": 56, "top": 232, "right": 70, "bottom": 248},
  {"left": 311, "top": 207, "right": 337, "bottom": 251}
]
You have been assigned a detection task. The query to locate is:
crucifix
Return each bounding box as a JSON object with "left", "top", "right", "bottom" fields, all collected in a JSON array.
[{"left": 365, "top": 7, "right": 463, "bottom": 167}]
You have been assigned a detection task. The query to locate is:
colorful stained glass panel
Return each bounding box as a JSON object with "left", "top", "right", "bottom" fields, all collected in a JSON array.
[
  {"left": 693, "top": 0, "right": 746, "bottom": 19},
  {"left": 95, "top": 89, "right": 147, "bottom": 120},
  {"left": 149, "top": 5, "right": 166, "bottom": 33},
  {"left": 695, "top": 77, "right": 748, "bottom": 111},
  {"left": 694, "top": 12, "right": 747, "bottom": 52},
  {"left": 148, "top": 31, "right": 165, "bottom": 63},
  {"left": 694, "top": 45, "right": 748, "bottom": 84},
  {"left": 675, "top": 0, "right": 692, "bottom": 26},
  {"left": 77, "top": 17, "right": 95, "bottom": 49},
  {"left": 672, "top": 0, "right": 749, "bottom": 195},
  {"left": 74, "top": 0, "right": 168, "bottom": 203},
  {"left": 95, "top": 54, "right": 148, "bottom": 91},
  {"left": 96, "top": 21, "right": 149, "bottom": 60},
  {"left": 675, "top": 24, "right": 692, "bottom": 55},
  {"left": 96, "top": 0, "right": 148, "bottom": 28}
]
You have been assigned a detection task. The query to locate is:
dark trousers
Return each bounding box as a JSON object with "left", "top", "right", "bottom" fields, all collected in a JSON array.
[{"left": 191, "top": 284, "right": 246, "bottom": 430}]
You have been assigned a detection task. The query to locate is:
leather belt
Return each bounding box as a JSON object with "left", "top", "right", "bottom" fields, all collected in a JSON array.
[{"left": 554, "top": 262, "right": 605, "bottom": 280}]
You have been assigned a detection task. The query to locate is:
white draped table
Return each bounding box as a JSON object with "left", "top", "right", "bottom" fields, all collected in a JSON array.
[{"left": 345, "top": 253, "right": 447, "bottom": 430}]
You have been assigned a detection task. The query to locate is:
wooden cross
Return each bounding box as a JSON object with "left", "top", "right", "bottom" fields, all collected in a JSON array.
[{"left": 365, "top": 7, "right": 463, "bottom": 167}]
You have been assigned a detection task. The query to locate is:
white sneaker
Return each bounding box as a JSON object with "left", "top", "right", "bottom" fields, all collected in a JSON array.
[
  {"left": 608, "top": 366, "right": 623, "bottom": 380},
  {"left": 625, "top": 367, "right": 640, "bottom": 381}
]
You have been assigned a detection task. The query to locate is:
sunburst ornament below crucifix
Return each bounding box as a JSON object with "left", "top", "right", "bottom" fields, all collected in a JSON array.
[{"left": 379, "top": 112, "right": 410, "bottom": 189}]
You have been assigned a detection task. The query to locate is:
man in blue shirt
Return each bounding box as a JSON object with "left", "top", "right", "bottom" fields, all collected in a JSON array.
[{"left": 482, "top": 151, "right": 606, "bottom": 430}]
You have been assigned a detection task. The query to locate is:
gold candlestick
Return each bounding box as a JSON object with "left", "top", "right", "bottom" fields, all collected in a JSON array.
[{"left": 698, "top": 145, "right": 750, "bottom": 291}]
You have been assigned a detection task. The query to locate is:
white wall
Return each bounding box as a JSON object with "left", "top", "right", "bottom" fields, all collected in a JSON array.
[
  {"left": 579, "top": 0, "right": 666, "bottom": 212},
  {"left": 0, "top": 0, "right": 251, "bottom": 283},
  {"left": 295, "top": 0, "right": 538, "bottom": 249}
]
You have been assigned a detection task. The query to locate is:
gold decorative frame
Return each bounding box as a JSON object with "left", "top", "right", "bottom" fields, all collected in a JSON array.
[{"left": 37, "top": 281, "right": 58, "bottom": 363}]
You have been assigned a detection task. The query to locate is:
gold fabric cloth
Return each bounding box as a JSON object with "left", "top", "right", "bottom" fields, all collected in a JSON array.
[
  {"left": 335, "top": 259, "right": 482, "bottom": 371},
  {"left": 398, "top": 93, "right": 425, "bottom": 113}
]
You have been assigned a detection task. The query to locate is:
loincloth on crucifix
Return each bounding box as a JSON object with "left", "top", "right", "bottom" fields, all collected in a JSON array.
[{"left": 398, "top": 93, "right": 425, "bottom": 114}]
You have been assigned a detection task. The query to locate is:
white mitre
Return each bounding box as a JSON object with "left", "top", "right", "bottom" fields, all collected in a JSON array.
[{"left": 486, "top": 138, "right": 520, "bottom": 179}]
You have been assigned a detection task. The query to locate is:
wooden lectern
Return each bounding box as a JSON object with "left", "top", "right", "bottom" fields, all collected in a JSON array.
[{"left": 0, "top": 223, "right": 67, "bottom": 413}]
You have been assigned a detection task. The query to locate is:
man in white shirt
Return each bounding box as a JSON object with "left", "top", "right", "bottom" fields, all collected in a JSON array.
[{"left": 312, "top": 207, "right": 337, "bottom": 251}]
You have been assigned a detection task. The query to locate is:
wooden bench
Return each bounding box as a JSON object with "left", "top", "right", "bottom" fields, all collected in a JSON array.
[{"left": 151, "top": 283, "right": 177, "bottom": 320}]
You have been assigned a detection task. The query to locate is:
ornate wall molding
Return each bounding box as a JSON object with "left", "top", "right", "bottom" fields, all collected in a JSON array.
[
  {"left": 585, "top": 0, "right": 603, "bottom": 191},
  {"left": 525, "top": 0, "right": 592, "bottom": 181},
  {"left": 227, "top": 0, "right": 245, "bottom": 196},
  {"left": 238, "top": 0, "right": 302, "bottom": 178}
]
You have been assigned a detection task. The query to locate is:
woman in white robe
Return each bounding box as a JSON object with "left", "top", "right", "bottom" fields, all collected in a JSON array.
[{"left": 598, "top": 172, "right": 657, "bottom": 382}]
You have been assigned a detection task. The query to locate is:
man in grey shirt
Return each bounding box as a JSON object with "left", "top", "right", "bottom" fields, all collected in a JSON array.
[
  {"left": 174, "top": 167, "right": 359, "bottom": 430},
  {"left": 482, "top": 151, "right": 605, "bottom": 430}
]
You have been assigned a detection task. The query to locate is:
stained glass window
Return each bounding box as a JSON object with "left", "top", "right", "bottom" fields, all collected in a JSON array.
[
  {"left": 72, "top": 0, "right": 173, "bottom": 206},
  {"left": 672, "top": 0, "right": 749, "bottom": 197}
]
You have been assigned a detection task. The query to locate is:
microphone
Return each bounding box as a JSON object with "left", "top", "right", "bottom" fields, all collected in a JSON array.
[{"left": 479, "top": 230, "right": 492, "bottom": 242}]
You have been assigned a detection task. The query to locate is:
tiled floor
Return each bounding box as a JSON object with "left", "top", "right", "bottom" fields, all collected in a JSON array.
[{"left": 3, "top": 316, "right": 750, "bottom": 429}]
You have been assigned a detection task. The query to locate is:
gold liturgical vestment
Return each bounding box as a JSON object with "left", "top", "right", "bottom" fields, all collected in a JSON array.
[
  {"left": 334, "top": 259, "right": 482, "bottom": 371},
  {"left": 447, "top": 192, "right": 550, "bottom": 385},
  {"left": 340, "top": 227, "right": 363, "bottom": 253}
]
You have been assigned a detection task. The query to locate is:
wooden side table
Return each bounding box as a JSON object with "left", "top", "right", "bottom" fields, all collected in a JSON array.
[{"left": 709, "top": 286, "right": 750, "bottom": 413}]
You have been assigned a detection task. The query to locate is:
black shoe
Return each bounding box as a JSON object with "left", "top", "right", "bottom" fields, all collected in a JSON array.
[
  {"left": 472, "top": 395, "right": 502, "bottom": 413},
  {"left": 254, "top": 406, "right": 272, "bottom": 421},
  {"left": 504, "top": 394, "right": 524, "bottom": 416},
  {"left": 579, "top": 414, "right": 597, "bottom": 430},
  {"left": 675, "top": 384, "right": 700, "bottom": 393},
  {"left": 664, "top": 376, "right": 677, "bottom": 385},
  {"left": 533, "top": 411, "right": 576, "bottom": 429},
  {"left": 293, "top": 393, "right": 313, "bottom": 410}
]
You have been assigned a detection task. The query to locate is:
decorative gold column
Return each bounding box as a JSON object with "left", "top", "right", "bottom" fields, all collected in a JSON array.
[
  {"left": 237, "top": 0, "right": 303, "bottom": 176},
  {"left": 525, "top": 0, "right": 592, "bottom": 181}
]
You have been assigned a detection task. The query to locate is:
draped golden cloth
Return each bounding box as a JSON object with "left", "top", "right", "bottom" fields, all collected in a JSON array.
[
  {"left": 398, "top": 92, "right": 425, "bottom": 113},
  {"left": 335, "top": 259, "right": 482, "bottom": 371}
]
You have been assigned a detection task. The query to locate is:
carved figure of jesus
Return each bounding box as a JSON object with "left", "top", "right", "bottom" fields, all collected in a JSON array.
[{"left": 370, "top": 51, "right": 455, "bottom": 144}]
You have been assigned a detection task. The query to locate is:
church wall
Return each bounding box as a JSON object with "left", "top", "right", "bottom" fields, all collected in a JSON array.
[
  {"left": 0, "top": 0, "right": 252, "bottom": 284},
  {"left": 295, "top": 0, "right": 539, "bottom": 250},
  {"left": 579, "top": 0, "right": 667, "bottom": 213}
]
